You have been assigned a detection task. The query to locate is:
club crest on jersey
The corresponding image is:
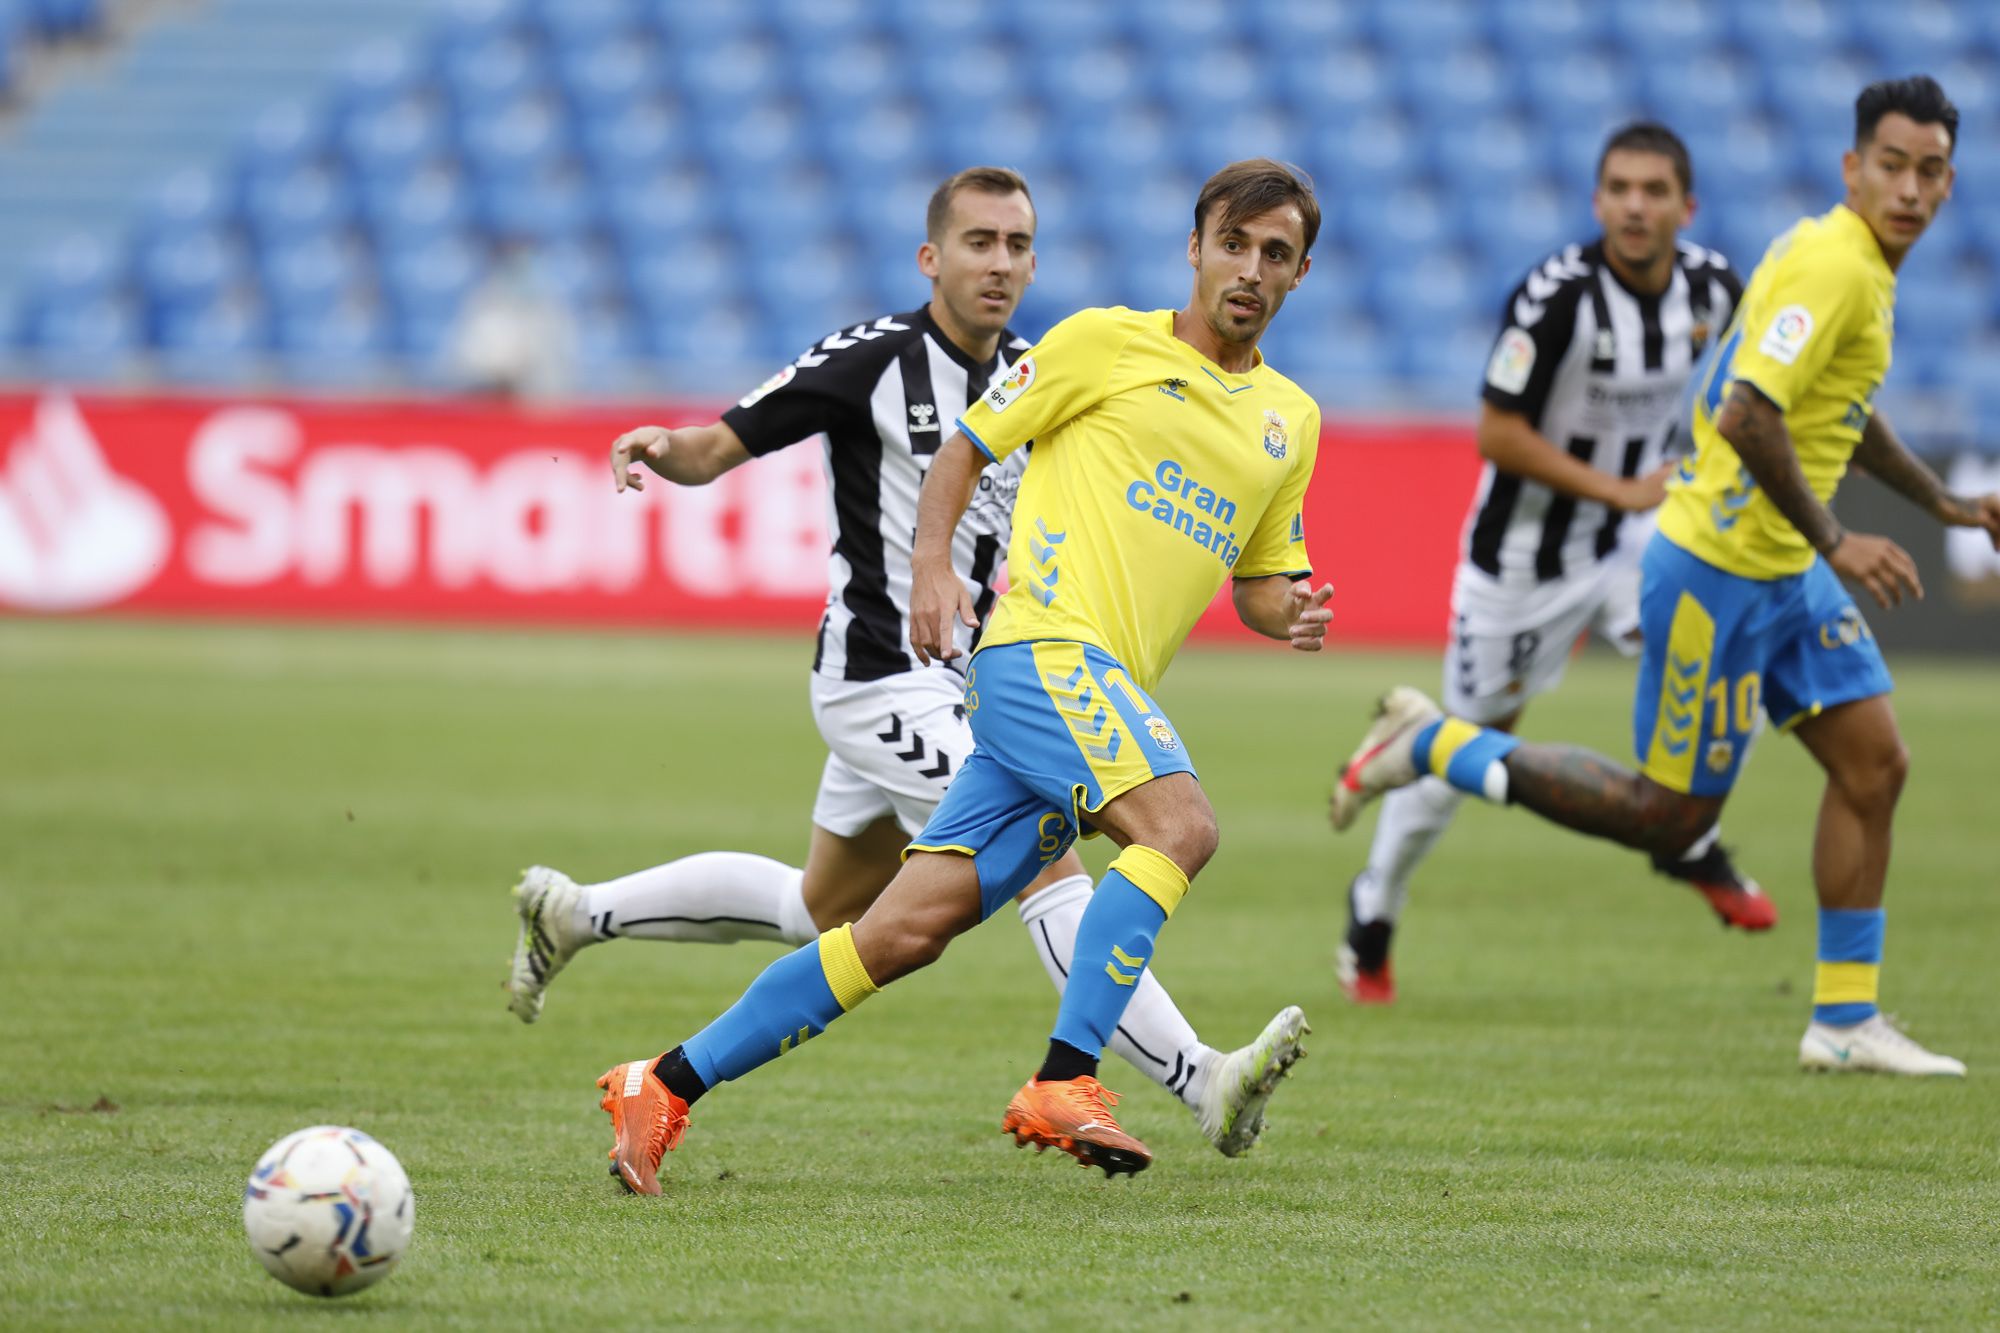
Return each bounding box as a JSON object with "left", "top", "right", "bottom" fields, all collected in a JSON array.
[
  {"left": 1759, "top": 305, "right": 1814, "bottom": 365},
  {"left": 1262, "top": 409, "right": 1289, "bottom": 459},
  {"left": 908, "top": 402, "right": 938, "bottom": 432},
  {"left": 1690, "top": 319, "right": 1712, "bottom": 354},
  {"left": 1486, "top": 327, "right": 1535, "bottom": 394},
  {"left": 986, "top": 357, "right": 1035, "bottom": 413},
  {"left": 1706, "top": 739, "right": 1734, "bottom": 774},
  {"left": 737, "top": 364, "right": 797, "bottom": 409},
  {"left": 1144, "top": 715, "right": 1179, "bottom": 752}
]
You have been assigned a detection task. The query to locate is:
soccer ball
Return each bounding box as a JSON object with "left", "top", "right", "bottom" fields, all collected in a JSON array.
[{"left": 242, "top": 1125, "right": 415, "bottom": 1298}]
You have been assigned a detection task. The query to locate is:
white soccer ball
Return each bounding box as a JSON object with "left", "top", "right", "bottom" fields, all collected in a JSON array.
[{"left": 242, "top": 1125, "right": 415, "bottom": 1298}]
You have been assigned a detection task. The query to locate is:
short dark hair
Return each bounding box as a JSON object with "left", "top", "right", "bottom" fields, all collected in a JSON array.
[
  {"left": 1193, "top": 158, "right": 1321, "bottom": 256},
  {"left": 1856, "top": 75, "right": 1958, "bottom": 155},
  {"left": 925, "top": 166, "right": 1034, "bottom": 242},
  {"left": 1598, "top": 122, "right": 1692, "bottom": 195}
]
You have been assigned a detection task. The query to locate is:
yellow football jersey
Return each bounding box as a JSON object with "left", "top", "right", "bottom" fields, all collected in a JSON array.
[
  {"left": 1663, "top": 204, "right": 1895, "bottom": 578},
  {"left": 955, "top": 306, "right": 1319, "bottom": 692}
]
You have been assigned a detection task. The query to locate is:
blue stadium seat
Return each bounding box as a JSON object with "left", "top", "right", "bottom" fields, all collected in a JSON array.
[
  {"left": 1725, "top": 2, "right": 1848, "bottom": 66},
  {"left": 1029, "top": 43, "right": 1149, "bottom": 122},
  {"left": 1849, "top": 2, "right": 1968, "bottom": 77},
  {"left": 475, "top": 168, "right": 595, "bottom": 242},
  {"left": 1246, "top": 0, "right": 1367, "bottom": 51},
  {"left": 1607, "top": 0, "right": 1723, "bottom": 59},
  {"left": 1303, "top": 110, "right": 1423, "bottom": 189},
  {"left": 133, "top": 229, "right": 243, "bottom": 329},
  {"left": 154, "top": 297, "right": 266, "bottom": 385},
  {"left": 1058, "top": 105, "right": 1175, "bottom": 193},
  {"left": 437, "top": 33, "right": 545, "bottom": 116},
  {"left": 1401, "top": 46, "right": 1516, "bottom": 123},
  {"left": 817, "top": 100, "right": 936, "bottom": 183},
  {"left": 524, "top": 0, "right": 639, "bottom": 48},
  {"left": 529, "top": 239, "right": 619, "bottom": 306},
  {"left": 1486, "top": 0, "right": 1606, "bottom": 62},
  {"left": 670, "top": 32, "right": 782, "bottom": 105},
  {"left": 340, "top": 95, "right": 448, "bottom": 185},
  {"left": 1276, "top": 44, "right": 1387, "bottom": 124},
  {"left": 553, "top": 36, "right": 659, "bottom": 124},
  {"left": 1431, "top": 118, "right": 1550, "bottom": 200},
  {"left": 272, "top": 303, "right": 392, "bottom": 387},
  {"left": 577, "top": 98, "right": 687, "bottom": 181},
  {"left": 692, "top": 100, "right": 808, "bottom": 179},
  {"left": 144, "top": 169, "right": 232, "bottom": 241},
  {"left": 1639, "top": 52, "right": 1760, "bottom": 138},
  {"left": 333, "top": 40, "right": 426, "bottom": 122},
  {"left": 237, "top": 101, "right": 327, "bottom": 180},
  {"left": 765, "top": 0, "right": 878, "bottom": 46},
  {"left": 260, "top": 233, "right": 361, "bottom": 321},
  {"left": 358, "top": 168, "right": 476, "bottom": 249},
  {"left": 600, "top": 168, "right": 711, "bottom": 251},
  {"left": 646, "top": 0, "right": 766, "bottom": 46},
  {"left": 457, "top": 95, "right": 568, "bottom": 186},
  {"left": 380, "top": 232, "right": 486, "bottom": 324},
  {"left": 1180, "top": 105, "right": 1305, "bottom": 182},
  {"left": 625, "top": 236, "right": 734, "bottom": 322},
  {"left": 789, "top": 35, "right": 896, "bottom": 110},
  {"left": 1368, "top": 0, "right": 1485, "bottom": 56},
  {"left": 644, "top": 305, "right": 762, "bottom": 366},
  {"left": 238, "top": 165, "right": 353, "bottom": 247},
  {"left": 906, "top": 42, "right": 1020, "bottom": 115},
  {"left": 930, "top": 105, "right": 1061, "bottom": 185},
  {"left": 1519, "top": 53, "right": 1640, "bottom": 143},
  {"left": 1152, "top": 45, "right": 1265, "bottom": 119}
]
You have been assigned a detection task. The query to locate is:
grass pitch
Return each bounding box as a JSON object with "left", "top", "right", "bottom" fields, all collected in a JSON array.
[{"left": 2, "top": 620, "right": 1996, "bottom": 1330}]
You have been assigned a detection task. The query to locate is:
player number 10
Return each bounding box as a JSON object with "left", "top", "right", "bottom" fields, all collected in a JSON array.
[{"left": 1705, "top": 672, "right": 1761, "bottom": 737}]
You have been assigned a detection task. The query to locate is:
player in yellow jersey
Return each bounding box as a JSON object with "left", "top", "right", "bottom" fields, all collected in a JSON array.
[
  {"left": 1331, "top": 77, "right": 2000, "bottom": 1076},
  {"left": 589, "top": 160, "right": 1337, "bottom": 1191}
]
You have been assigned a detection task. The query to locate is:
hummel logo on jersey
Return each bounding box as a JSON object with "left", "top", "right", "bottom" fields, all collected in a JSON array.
[
  {"left": 908, "top": 402, "right": 937, "bottom": 432},
  {"left": 1159, "top": 377, "right": 1188, "bottom": 401}
]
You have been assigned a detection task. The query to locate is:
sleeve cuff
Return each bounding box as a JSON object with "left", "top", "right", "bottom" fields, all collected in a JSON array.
[
  {"left": 1233, "top": 567, "right": 1313, "bottom": 581},
  {"left": 955, "top": 418, "right": 998, "bottom": 461},
  {"left": 1730, "top": 374, "right": 1789, "bottom": 414}
]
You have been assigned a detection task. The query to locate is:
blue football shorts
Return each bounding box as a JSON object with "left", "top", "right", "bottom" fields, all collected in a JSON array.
[
  {"left": 906, "top": 640, "right": 1197, "bottom": 920},
  {"left": 1633, "top": 534, "right": 1893, "bottom": 798}
]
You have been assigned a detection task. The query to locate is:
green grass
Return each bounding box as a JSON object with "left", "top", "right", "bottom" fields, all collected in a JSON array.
[{"left": 2, "top": 621, "right": 1996, "bottom": 1330}]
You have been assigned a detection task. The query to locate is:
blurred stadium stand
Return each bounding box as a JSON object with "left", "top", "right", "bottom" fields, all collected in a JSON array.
[{"left": 0, "top": 0, "right": 1994, "bottom": 435}]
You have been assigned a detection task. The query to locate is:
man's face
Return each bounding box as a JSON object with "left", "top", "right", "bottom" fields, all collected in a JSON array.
[
  {"left": 1186, "top": 204, "right": 1311, "bottom": 348},
  {"left": 1592, "top": 149, "right": 1691, "bottom": 273},
  {"left": 920, "top": 189, "right": 1036, "bottom": 337},
  {"left": 1844, "top": 111, "right": 1954, "bottom": 255}
]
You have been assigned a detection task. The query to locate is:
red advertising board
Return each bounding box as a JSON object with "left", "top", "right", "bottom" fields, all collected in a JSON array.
[{"left": 0, "top": 392, "right": 1477, "bottom": 646}]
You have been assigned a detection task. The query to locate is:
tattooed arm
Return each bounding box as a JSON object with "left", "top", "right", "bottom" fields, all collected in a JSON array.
[
  {"left": 1856, "top": 409, "right": 2000, "bottom": 546},
  {"left": 1714, "top": 382, "right": 1922, "bottom": 608}
]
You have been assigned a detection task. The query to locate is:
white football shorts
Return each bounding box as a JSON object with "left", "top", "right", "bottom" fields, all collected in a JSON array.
[
  {"left": 808, "top": 665, "right": 970, "bottom": 837},
  {"left": 1444, "top": 533, "right": 1648, "bottom": 725}
]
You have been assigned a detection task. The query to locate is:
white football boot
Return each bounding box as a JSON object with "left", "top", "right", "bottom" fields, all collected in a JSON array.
[
  {"left": 1328, "top": 687, "right": 1443, "bottom": 832},
  {"left": 1799, "top": 1013, "right": 1965, "bottom": 1076},
  {"left": 1197, "top": 1005, "right": 1310, "bottom": 1157},
  {"left": 506, "top": 865, "right": 590, "bottom": 1024}
]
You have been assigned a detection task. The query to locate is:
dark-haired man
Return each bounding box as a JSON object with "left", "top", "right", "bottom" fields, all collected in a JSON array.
[
  {"left": 1336, "top": 122, "right": 1764, "bottom": 1007},
  {"left": 1333, "top": 78, "right": 2000, "bottom": 1075},
  {"left": 594, "top": 160, "right": 1333, "bottom": 1190},
  {"left": 507, "top": 166, "right": 1309, "bottom": 1165}
]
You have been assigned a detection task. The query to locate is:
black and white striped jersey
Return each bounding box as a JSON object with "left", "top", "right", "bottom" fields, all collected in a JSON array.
[
  {"left": 721, "top": 305, "right": 1030, "bottom": 681},
  {"left": 1464, "top": 239, "right": 1742, "bottom": 587}
]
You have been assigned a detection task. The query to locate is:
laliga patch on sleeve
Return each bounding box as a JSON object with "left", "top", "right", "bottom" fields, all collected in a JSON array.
[
  {"left": 984, "top": 356, "right": 1035, "bottom": 413},
  {"left": 736, "top": 363, "right": 796, "bottom": 409},
  {"left": 1485, "top": 327, "right": 1536, "bottom": 395},
  {"left": 1757, "top": 305, "right": 1814, "bottom": 365}
]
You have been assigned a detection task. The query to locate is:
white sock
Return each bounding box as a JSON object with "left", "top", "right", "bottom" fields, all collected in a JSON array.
[
  {"left": 580, "top": 852, "right": 815, "bottom": 946},
  {"left": 1355, "top": 776, "right": 1464, "bottom": 925},
  {"left": 1017, "top": 874, "right": 1217, "bottom": 1109}
]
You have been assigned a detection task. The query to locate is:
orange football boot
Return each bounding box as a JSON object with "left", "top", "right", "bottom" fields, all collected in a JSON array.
[
  {"left": 596, "top": 1058, "right": 690, "bottom": 1195},
  {"left": 1001, "top": 1075, "right": 1151, "bottom": 1177}
]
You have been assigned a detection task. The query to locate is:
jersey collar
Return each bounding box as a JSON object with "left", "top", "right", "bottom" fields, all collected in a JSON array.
[
  {"left": 1159, "top": 308, "right": 1263, "bottom": 389},
  {"left": 916, "top": 304, "right": 1015, "bottom": 379}
]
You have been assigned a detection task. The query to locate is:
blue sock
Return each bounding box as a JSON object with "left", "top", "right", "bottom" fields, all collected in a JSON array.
[
  {"left": 1411, "top": 717, "right": 1520, "bottom": 801},
  {"left": 1813, "top": 907, "right": 1884, "bottom": 1026},
  {"left": 1047, "top": 846, "right": 1187, "bottom": 1062},
  {"left": 681, "top": 925, "right": 879, "bottom": 1087}
]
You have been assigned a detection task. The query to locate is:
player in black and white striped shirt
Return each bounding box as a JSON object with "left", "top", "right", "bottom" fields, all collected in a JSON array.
[
  {"left": 505, "top": 167, "right": 1305, "bottom": 1155},
  {"left": 1339, "top": 124, "right": 1771, "bottom": 1004}
]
